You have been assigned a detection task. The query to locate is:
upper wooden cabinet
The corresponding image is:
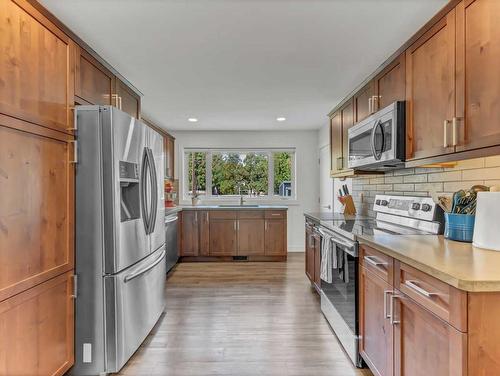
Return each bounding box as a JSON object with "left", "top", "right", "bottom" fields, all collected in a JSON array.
[
  {"left": 165, "top": 133, "right": 175, "bottom": 179},
  {"left": 0, "top": 123, "right": 74, "bottom": 302},
  {"left": 341, "top": 99, "right": 354, "bottom": 170},
  {"left": 75, "top": 46, "right": 114, "bottom": 106},
  {"left": 330, "top": 110, "right": 343, "bottom": 174},
  {"left": 406, "top": 9, "right": 457, "bottom": 160},
  {"left": 374, "top": 53, "right": 406, "bottom": 111},
  {"left": 455, "top": 0, "right": 500, "bottom": 152},
  {"left": 354, "top": 81, "right": 376, "bottom": 123},
  {"left": 0, "top": 0, "right": 75, "bottom": 134},
  {"left": 114, "top": 78, "right": 141, "bottom": 119}
]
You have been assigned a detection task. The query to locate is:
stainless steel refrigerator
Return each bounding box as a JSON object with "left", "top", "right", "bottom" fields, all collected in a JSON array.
[{"left": 73, "top": 106, "right": 166, "bottom": 375}]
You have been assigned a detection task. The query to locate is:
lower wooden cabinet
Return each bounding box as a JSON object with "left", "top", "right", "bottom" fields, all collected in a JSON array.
[
  {"left": 359, "top": 266, "right": 394, "bottom": 376},
  {"left": 0, "top": 272, "right": 74, "bottom": 376},
  {"left": 209, "top": 219, "right": 237, "bottom": 256},
  {"left": 238, "top": 219, "right": 265, "bottom": 255},
  {"left": 392, "top": 291, "right": 467, "bottom": 376},
  {"left": 180, "top": 211, "right": 200, "bottom": 256},
  {"left": 305, "top": 224, "right": 315, "bottom": 281},
  {"left": 312, "top": 232, "right": 321, "bottom": 287},
  {"left": 264, "top": 219, "right": 286, "bottom": 255}
]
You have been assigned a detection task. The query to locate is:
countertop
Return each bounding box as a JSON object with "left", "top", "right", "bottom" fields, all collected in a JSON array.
[
  {"left": 358, "top": 234, "right": 500, "bottom": 292},
  {"left": 164, "top": 206, "right": 182, "bottom": 216},
  {"left": 180, "top": 205, "right": 288, "bottom": 210}
]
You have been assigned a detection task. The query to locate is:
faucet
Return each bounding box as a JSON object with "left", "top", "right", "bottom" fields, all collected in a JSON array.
[{"left": 238, "top": 186, "right": 246, "bottom": 206}]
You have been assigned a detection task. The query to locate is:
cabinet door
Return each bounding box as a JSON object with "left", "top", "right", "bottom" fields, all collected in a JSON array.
[
  {"left": 165, "top": 135, "right": 175, "bottom": 179},
  {"left": 264, "top": 219, "right": 286, "bottom": 255},
  {"left": 210, "top": 219, "right": 237, "bottom": 256},
  {"left": 313, "top": 233, "right": 321, "bottom": 287},
  {"left": 341, "top": 99, "right": 354, "bottom": 170},
  {"left": 114, "top": 79, "right": 141, "bottom": 118},
  {"left": 330, "top": 111, "right": 343, "bottom": 174},
  {"left": 0, "top": 0, "right": 75, "bottom": 134},
  {"left": 375, "top": 53, "right": 406, "bottom": 110},
  {"left": 359, "top": 266, "right": 393, "bottom": 376},
  {"left": 406, "top": 10, "right": 456, "bottom": 160},
  {"left": 0, "top": 272, "right": 74, "bottom": 376},
  {"left": 305, "top": 226, "right": 314, "bottom": 282},
  {"left": 180, "top": 211, "right": 199, "bottom": 256},
  {"left": 75, "top": 46, "right": 114, "bottom": 106},
  {"left": 199, "top": 210, "right": 210, "bottom": 256},
  {"left": 393, "top": 292, "right": 467, "bottom": 376},
  {"left": 238, "top": 219, "right": 265, "bottom": 255},
  {"left": 354, "top": 82, "right": 376, "bottom": 123},
  {"left": 455, "top": 0, "right": 500, "bottom": 151},
  {"left": 0, "top": 123, "right": 74, "bottom": 302}
]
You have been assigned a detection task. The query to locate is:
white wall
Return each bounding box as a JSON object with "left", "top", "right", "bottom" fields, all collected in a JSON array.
[{"left": 172, "top": 130, "right": 319, "bottom": 251}]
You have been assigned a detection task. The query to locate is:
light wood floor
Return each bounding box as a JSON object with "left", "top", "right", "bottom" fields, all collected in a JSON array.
[{"left": 116, "top": 253, "right": 373, "bottom": 376}]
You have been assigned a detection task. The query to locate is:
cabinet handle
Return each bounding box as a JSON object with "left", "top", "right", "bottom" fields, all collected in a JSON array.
[
  {"left": 234, "top": 221, "right": 237, "bottom": 231},
  {"left": 364, "top": 255, "right": 387, "bottom": 267},
  {"left": 70, "top": 274, "right": 78, "bottom": 299},
  {"left": 372, "top": 95, "right": 378, "bottom": 112},
  {"left": 194, "top": 212, "right": 198, "bottom": 224},
  {"left": 452, "top": 117, "right": 458, "bottom": 146},
  {"left": 404, "top": 280, "right": 438, "bottom": 298},
  {"left": 368, "top": 97, "right": 373, "bottom": 114},
  {"left": 443, "top": 119, "right": 450, "bottom": 148},
  {"left": 384, "top": 290, "right": 392, "bottom": 319},
  {"left": 118, "top": 96, "right": 123, "bottom": 110},
  {"left": 206, "top": 212, "right": 209, "bottom": 222},
  {"left": 336, "top": 156, "right": 343, "bottom": 171},
  {"left": 390, "top": 294, "right": 401, "bottom": 325}
]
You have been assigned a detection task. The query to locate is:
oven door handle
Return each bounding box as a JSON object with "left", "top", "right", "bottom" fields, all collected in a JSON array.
[{"left": 370, "top": 119, "right": 384, "bottom": 161}]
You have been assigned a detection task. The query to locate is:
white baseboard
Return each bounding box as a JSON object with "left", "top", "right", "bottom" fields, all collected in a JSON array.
[{"left": 287, "top": 246, "right": 304, "bottom": 253}]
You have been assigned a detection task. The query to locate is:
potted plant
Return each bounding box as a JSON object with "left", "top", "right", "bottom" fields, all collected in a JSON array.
[{"left": 191, "top": 160, "right": 201, "bottom": 206}]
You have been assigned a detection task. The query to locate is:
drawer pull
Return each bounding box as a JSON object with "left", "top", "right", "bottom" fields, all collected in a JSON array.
[
  {"left": 390, "top": 294, "right": 401, "bottom": 325},
  {"left": 384, "top": 290, "right": 392, "bottom": 319},
  {"left": 271, "top": 213, "right": 282, "bottom": 216},
  {"left": 364, "top": 255, "right": 387, "bottom": 267},
  {"left": 405, "top": 280, "right": 438, "bottom": 298}
]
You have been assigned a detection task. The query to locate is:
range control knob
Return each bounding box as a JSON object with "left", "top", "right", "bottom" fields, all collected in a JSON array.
[
  {"left": 411, "top": 203, "right": 421, "bottom": 211},
  {"left": 380, "top": 200, "right": 389, "bottom": 206},
  {"left": 421, "top": 203, "right": 432, "bottom": 212},
  {"left": 375, "top": 199, "right": 381, "bottom": 205}
]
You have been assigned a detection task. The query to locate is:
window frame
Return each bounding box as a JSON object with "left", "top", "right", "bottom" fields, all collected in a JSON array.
[{"left": 182, "top": 147, "right": 296, "bottom": 201}]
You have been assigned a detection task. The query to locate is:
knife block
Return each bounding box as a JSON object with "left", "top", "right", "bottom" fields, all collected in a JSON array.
[{"left": 338, "top": 195, "right": 356, "bottom": 215}]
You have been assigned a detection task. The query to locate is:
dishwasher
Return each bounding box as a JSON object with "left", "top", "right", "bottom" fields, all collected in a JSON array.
[{"left": 165, "top": 213, "right": 179, "bottom": 273}]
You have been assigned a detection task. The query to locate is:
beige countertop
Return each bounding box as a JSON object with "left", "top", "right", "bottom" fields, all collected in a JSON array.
[
  {"left": 358, "top": 234, "right": 500, "bottom": 292},
  {"left": 180, "top": 205, "right": 288, "bottom": 210}
]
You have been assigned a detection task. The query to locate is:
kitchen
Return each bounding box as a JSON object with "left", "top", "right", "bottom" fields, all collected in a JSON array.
[{"left": 1, "top": 0, "right": 500, "bottom": 376}]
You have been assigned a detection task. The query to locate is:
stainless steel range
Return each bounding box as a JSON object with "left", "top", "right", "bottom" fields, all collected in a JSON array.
[{"left": 317, "top": 194, "right": 443, "bottom": 367}]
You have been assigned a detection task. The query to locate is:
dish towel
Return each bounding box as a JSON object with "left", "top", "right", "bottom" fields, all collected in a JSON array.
[{"left": 320, "top": 233, "right": 333, "bottom": 283}]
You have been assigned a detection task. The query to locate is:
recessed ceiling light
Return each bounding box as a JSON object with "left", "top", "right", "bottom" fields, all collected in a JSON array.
[
  {"left": 276, "top": 117, "right": 286, "bottom": 122},
  {"left": 188, "top": 118, "right": 198, "bottom": 123}
]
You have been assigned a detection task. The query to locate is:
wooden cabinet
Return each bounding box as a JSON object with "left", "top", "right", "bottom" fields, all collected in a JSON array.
[
  {"left": 0, "top": 0, "right": 75, "bottom": 134},
  {"left": 209, "top": 219, "right": 237, "bottom": 256},
  {"left": 354, "top": 82, "right": 376, "bottom": 123},
  {"left": 199, "top": 210, "right": 210, "bottom": 256},
  {"left": 405, "top": 9, "right": 457, "bottom": 160},
  {"left": 164, "top": 133, "right": 175, "bottom": 179},
  {"left": 180, "top": 211, "right": 200, "bottom": 256},
  {"left": 114, "top": 78, "right": 141, "bottom": 118},
  {"left": 392, "top": 291, "right": 467, "bottom": 376},
  {"left": 312, "top": 232, "right": 321, "bottom": 287},
  {"left": 359, "top": 266, "right": 393, "bottom": 376},
  {"left": 455, "top": 0, "right": 500, "bottom": 152},
  {"left": 330, "top": 111, "right": 343, "bottom": 174},
  {"left": 0, "top": 123, "right": 74, "bottom": 302},
  {"left": 238, "top": 219, "right": 265, "bottom": 255},
  {"left": 374, "top": 53, "right": 406, "bottom": 111},
  {"left": 0, "top": 271, "right": 75, "bottom": 376},
  {"left": 75, "top": 46, "right": 114, "bottom": 106},
  {"left": 340, "top": 99, "right": 354, "bottom": 170},
  {"left": 264, "top": 219, "right": 287, "bottom": 256}
]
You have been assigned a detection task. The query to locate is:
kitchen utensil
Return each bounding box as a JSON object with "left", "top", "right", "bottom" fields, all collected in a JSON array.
[
  {"left": 343, "top": 184, "right": 349, "bottom": 195},
  {"left": 438, "top": 196, "right": 452, "bottom": 213},
  {"left": 490, "top": 185, "right": 500, "bottom": 192},
  {"left": 339, "top": 189, "right": 344, "bottom": 197},
  {"left": 444, "top": 213, "right": 475, "bottom": 242},
  {"left": 451, "top": 190, "right": 466, "bottom": 214},
  {"left": 470, "top": 184, "right": 489, "bottom": 193},
  {"left": 473, "top": 192, "right": 500, "bottom": 251},
  {"left": 429, "top": 189, "right": 449, "bottom": 212}
]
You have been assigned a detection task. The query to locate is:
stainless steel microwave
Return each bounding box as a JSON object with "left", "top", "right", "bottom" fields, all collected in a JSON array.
[{"left": 347, "top": 101, "right": 405, "bottom": 170}]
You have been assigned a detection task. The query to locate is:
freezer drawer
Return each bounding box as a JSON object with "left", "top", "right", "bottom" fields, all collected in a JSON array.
[{"left": 104, "top": 247, "right": 166, "bottom": 373}]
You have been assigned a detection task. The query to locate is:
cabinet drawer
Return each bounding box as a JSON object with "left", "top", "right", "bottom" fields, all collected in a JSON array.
[
  {"left": 359, "top": 245, "right": 394, "bottom": 284},
  {"left": 239, "top": 210, "right": 264, "bottom": 219},
  {"left": 395, "top": 261, "right": 467, "bottom": 332},
  {"left": 209, "top": 210, "right": 237, "bottom": 220},
  {"left": 265, "top": 210, "right": 286, "bottom": 219}
]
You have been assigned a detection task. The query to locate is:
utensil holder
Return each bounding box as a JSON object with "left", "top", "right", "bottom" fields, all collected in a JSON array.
[
  {"left": 444, "top": 213, "right": 475, "bottom": 243},
  {"left": 338, "top": 195, "right": 356, "bottom": 215}
]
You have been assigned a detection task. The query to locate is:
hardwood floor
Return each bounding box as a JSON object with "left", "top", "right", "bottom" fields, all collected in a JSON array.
[{"left": 115, "top": 253, "right": 372, "bottom": 376}]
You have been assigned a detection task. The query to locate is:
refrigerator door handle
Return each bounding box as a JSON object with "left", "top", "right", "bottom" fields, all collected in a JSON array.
[
  {"left": 124, "top": 249, "right": 166, "bottom": 283},
  {"left": 140, "top": 147, "right": 150, "bottom": 233},
  {"left": 147, "top": 147, "right": 158, "bottom": 234}
]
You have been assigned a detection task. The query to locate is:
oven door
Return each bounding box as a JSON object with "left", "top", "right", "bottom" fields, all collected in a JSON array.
[{"left": 319, "top": 236, "right": 361, "bottom": 367}]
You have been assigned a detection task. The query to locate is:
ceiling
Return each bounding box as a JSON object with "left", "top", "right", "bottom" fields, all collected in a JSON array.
[{"left": 41, "top": 0, "right": 447, "bottom": 131}]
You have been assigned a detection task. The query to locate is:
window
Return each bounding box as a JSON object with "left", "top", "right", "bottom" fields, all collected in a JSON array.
[{"left": 184, "top": 148, "right": 295, "bottom": 200}]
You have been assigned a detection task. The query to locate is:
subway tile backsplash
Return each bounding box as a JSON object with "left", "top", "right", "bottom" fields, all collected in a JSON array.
[{"left": 351, "top": 156, "right": 500, "bottom": 216}]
